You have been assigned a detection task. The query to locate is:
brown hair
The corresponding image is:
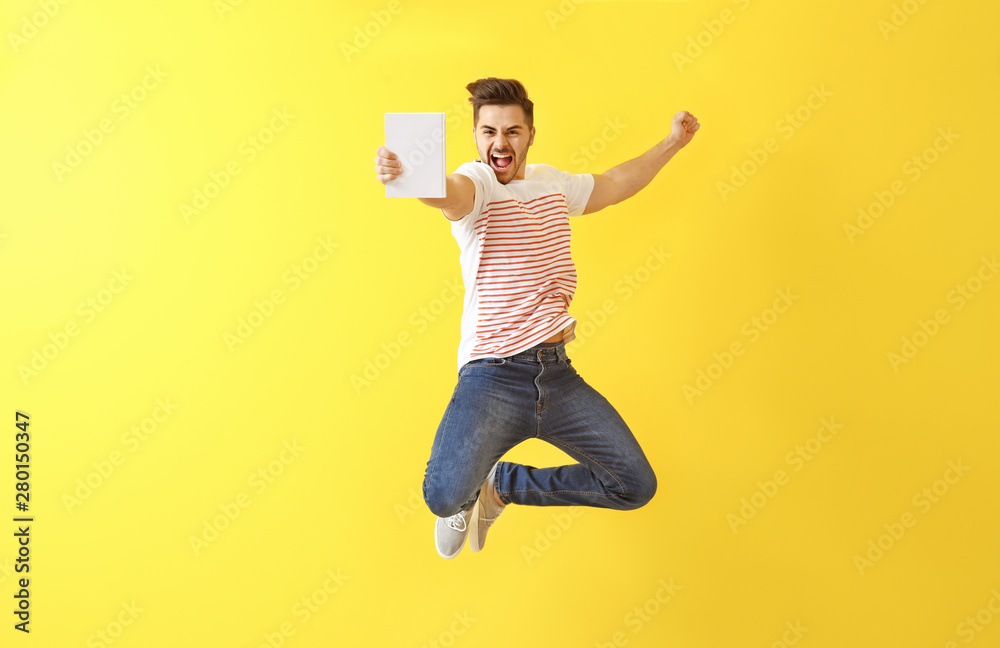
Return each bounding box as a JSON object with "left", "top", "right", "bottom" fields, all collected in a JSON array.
[{"left": 466, "top": 77, "right": 534, "bottom": 128}]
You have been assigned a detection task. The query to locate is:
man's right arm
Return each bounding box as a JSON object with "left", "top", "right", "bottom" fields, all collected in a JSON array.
[
  {"left": 375, "top": 146, "right": 476, "bottom": 221},
  {"left": 418, "top": 173, "right": 476, "bottom": 221}
]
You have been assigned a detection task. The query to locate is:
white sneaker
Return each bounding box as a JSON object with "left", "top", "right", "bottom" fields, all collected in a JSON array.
[
  {"left": 469, "top": 462, "right": 506, "bottom": 553},
  {"left": 434, "top": 504, "right": 477, "bottom": 559}
]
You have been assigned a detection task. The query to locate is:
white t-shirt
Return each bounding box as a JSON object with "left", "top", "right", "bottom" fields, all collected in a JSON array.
[{"left": 445, "top": 159, "right": 595, "bottom": 372}]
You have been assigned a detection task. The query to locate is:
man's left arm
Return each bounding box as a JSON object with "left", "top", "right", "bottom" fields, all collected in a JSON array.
[{"left": 582, "top": 110, "right": 700, "bottom": 215}]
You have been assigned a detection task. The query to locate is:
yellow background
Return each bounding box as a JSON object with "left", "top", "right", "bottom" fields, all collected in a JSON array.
[{"left": 2, "top": 0, "right": 998, "bottom": 646}]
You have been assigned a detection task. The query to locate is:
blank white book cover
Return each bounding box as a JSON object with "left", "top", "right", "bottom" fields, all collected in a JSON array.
[{"left": 384, "top": 112, "right": 446, "bottom": 198}]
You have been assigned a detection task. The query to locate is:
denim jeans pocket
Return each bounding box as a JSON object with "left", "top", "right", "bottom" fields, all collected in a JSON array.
[
  {"left": 458, "top": 357, "right": 507, "bottom": 381},
  {"left": 467, "top": 357, "right": 508, "bottom": 367}
]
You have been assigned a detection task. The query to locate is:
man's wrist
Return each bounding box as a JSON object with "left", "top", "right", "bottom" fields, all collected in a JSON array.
[{"left": 662, "top": 136, "right": 685, "bottom": 153}]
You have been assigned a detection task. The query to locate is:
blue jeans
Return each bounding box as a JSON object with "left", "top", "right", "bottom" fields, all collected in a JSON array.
[{"left": 422, "top": 340, "right": 657, "bottom": 517}]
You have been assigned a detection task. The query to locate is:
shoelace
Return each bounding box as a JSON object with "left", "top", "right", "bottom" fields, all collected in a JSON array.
[
  {"left": 444, "top": 512, "right": 467, "bottom": 532},
  {"left": 480, "top": 499, "right": 505, "bottom": 527}
]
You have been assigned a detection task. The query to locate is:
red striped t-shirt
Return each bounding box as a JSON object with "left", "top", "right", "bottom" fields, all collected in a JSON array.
[{"left": 445, "top": 160, "right": 595, "bottom": 372}]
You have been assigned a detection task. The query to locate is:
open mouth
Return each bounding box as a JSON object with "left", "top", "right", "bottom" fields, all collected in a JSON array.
[{"left": 490, "top": 152, "right": 513, "bottom": 170}]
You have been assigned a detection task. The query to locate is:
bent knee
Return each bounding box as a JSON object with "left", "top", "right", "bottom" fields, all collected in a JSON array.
[
  {"left": 622, "top": 471, "right": 657, "bottom": 510},
  {"left": 423, "top": 481, "right": 472, "bottom": 518}
]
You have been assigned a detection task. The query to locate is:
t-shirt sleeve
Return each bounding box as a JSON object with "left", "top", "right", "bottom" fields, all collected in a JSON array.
[
  {"left": 447, "top": 161, "right": 492, "bottom": 223},
  {"left": 550, "top": 166, "right": 594, "bottom": 217}
]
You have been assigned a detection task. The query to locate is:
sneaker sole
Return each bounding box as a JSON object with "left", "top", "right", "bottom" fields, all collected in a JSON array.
[{"left": 469, "top": 488, "right": 489, "bottom": 553}]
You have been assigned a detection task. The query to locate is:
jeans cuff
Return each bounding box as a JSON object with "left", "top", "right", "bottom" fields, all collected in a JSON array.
[{"left": 495, "top": 461, "right": 509, "bottom": 505}]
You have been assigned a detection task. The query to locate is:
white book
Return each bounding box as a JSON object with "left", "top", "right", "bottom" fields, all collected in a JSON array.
[{"left": 384, "top": 112, "right": 446, "bottom": 198}]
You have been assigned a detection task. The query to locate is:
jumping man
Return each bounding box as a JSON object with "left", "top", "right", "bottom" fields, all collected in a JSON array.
[{"left": 374, "top": 77, "right": 700, "bottom": 558}]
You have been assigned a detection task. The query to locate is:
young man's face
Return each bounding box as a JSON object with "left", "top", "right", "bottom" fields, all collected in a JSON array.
[{"left": 473, "top": 104, "right": 535, "bottom": 184}]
